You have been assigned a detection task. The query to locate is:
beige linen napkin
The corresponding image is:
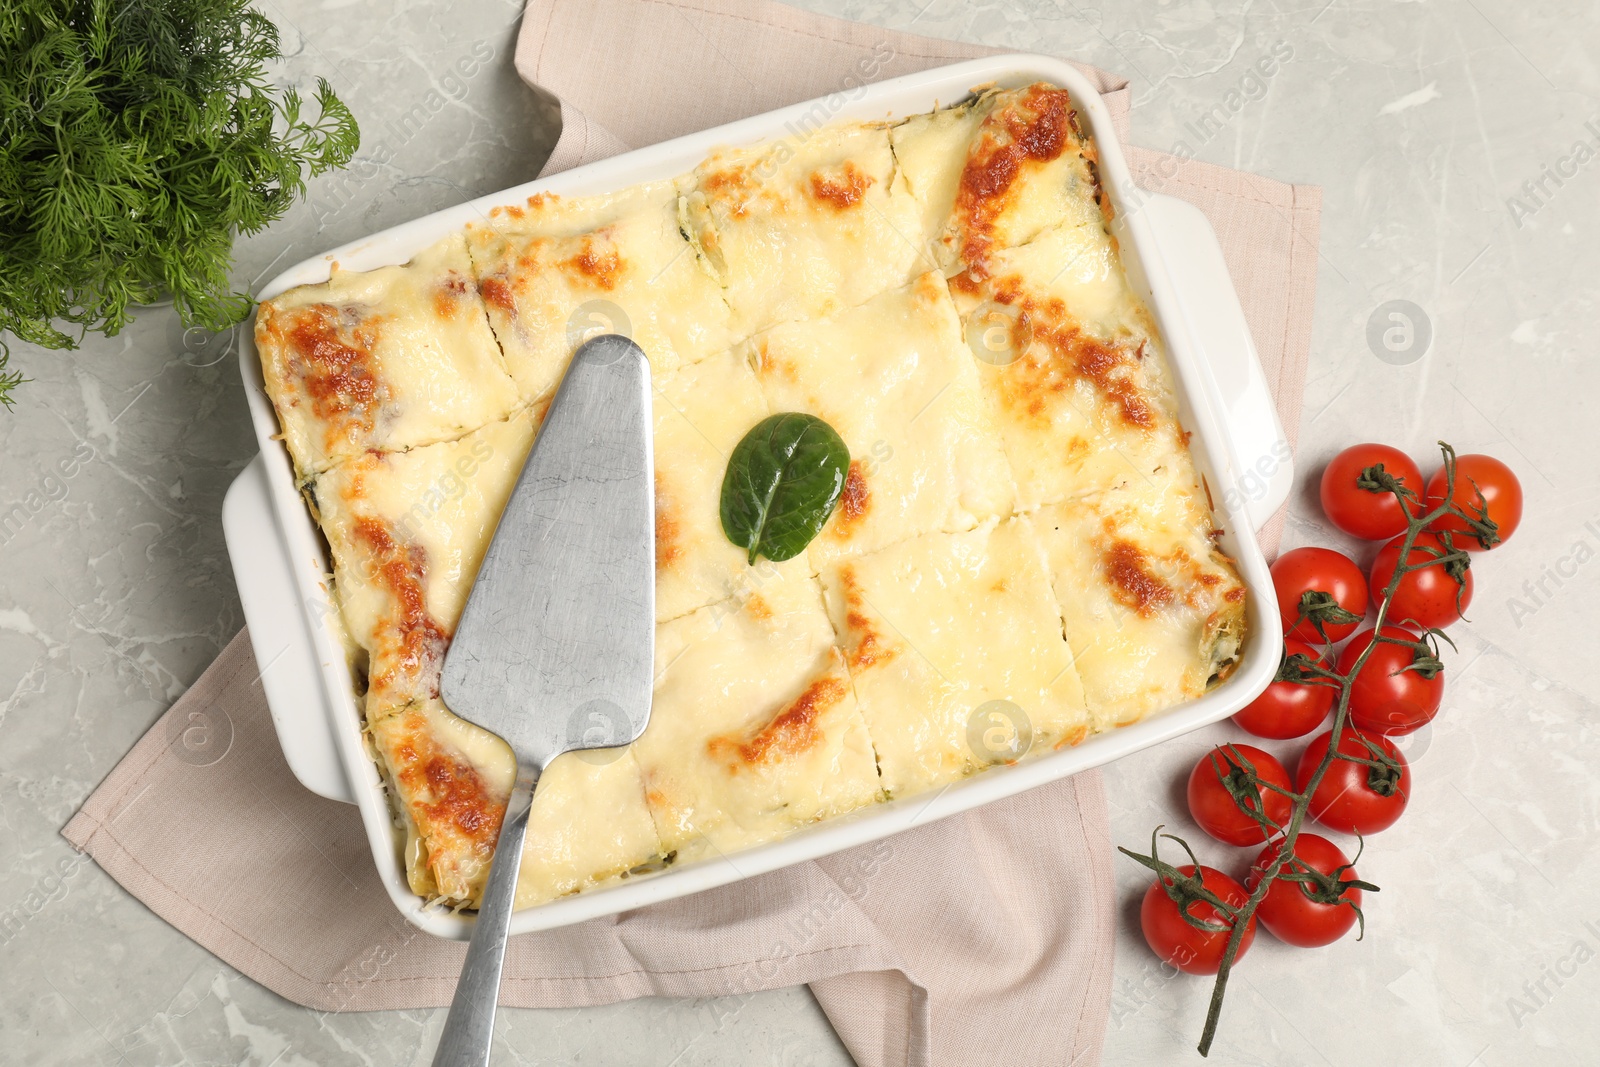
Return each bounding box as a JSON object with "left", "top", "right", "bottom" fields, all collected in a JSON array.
[{"left": 62, "top": 2, "right": 1321, "bottom": 1065}]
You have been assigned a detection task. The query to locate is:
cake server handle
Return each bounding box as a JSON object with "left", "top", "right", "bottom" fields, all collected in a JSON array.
[{"left": 430, "top": 761, "right": 539, "bottom": 1067}]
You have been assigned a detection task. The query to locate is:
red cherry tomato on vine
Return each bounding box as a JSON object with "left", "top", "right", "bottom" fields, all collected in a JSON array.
[
  {"left": 1271, "top": 547, "right": 1369, "bottom": 643},
  {"left": 1187, "top": 743, "right": 1294, "bottom": 845},
  {"left": 1246, "top": 833, "right": 1364, "bottom": 948},
  {"left": 1368, "top": 532, "right": 1473, "bottom": 629},
  {"left": 1297, "top": 729, "right": 1410, "bottom": 835},
  {"left": 1339, "top": 626, "right": 1443, "bottom": 736},
  {"left": 1424, "top": 454, "right": 1523, "bottom": 550},
  {"left": 1320, "top": 444, "right": 1424, "bottom": 540},
  {"left": 1232, "top": 639, "right": 1337, "bottom": 739},
  {"left": 1140, "top": 864, "right": 1257, "bottom": 975}
]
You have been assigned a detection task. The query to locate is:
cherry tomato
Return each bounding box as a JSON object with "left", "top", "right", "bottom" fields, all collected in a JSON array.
[
  {"left": 1368, "top": 532, "right": 1473, "bottom": 629},
  {"left": 1246, "top": 834, "right": 1364, "bottom": 947},
  {"left": 1424, "top": 454, "right": 1523, "bottom": 550},
  {"left": 1297, "top": 729, "right": 1410, "bottom": 835},
  {"left": 1232, "top": 639, "right": 1337, "bottom": 739},
  {"left": 1271, "top": 547, "right": 1369, "bottom": 643},
  {"left": 1339, "top": 626, "right": 1443, "bottom": 736},
  {"left": 1320, "top": 444, "right": 1424, "bottom": 540},
  {"left": 1187, "top": 743, "right": 1294, "bottom": 845},
  {"left": 1140, "top": 864, "right": 1257, "bottom": 975}
]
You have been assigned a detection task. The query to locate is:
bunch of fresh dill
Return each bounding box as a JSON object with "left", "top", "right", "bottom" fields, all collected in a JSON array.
[{"left": 0, "top": 0, "right": 360, "bottom": 407}]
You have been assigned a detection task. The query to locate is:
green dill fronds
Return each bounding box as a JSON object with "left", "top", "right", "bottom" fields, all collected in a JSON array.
[{"left": 0, "top": 0, "right": 360, "bottom": 401}]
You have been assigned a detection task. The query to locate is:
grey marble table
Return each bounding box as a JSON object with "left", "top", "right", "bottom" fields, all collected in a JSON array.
[{"left": 2, "top": 1, "right": 1596, "bottom": 1064}]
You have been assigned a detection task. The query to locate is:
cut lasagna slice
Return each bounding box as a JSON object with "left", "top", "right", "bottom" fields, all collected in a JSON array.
[
  {"left": 968, "top": 216, "right": 1148, "bottom": 341},
  {"left": 369, "top": 698, "right": 662, "bottom": 909},
  {"left": 314, "top": 410, "right": 542, "bottom": 720},
  {"left": 466, "top": 177, "right": 731, "bottom": 402},
  {"left": 1032, "top": 476, "right": 1246, "bottom": 731},
  {"left": 682, "top": 121, "right": 931, "bottom": 339},
  {"left": 746, "top": 271, "right": 1014, "bottom": 566},
  {"left": 952, "top": 223, "right": 1187, "bottom": 511},
  {"left": 887, "top": 94, "right": 997, "bottom": 270},
  {"left": 653, "top": 349, "right": 812, "bottom": 622},
  {"left": 892, "top": 83, "right": 1109, "bottom": 279},
  {"left": 255, "top": 232, "right": 520, "bottom": 477},
  {"left": 819, "top": 517, "right": 1090, "bottom": 799},
  {"left": 634, "top": 573, "right": 882, "bottom": 863}
]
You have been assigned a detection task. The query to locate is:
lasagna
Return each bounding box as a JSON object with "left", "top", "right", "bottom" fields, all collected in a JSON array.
[{"left": 256, "top": 82, "right": 1246, "bottom": 912}]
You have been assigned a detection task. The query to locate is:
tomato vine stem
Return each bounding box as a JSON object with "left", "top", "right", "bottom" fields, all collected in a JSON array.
[{"left": 1118, "top": 441, "right": 1480, "bottom": 1057}]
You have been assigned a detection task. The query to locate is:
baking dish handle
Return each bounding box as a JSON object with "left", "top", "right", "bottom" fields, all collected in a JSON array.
[
  {"left": 1138, "top": 193, "right": 1295, "bottom": 533},
  {"left": 222, "top": 455, "right": 356, "bottom": 804}
]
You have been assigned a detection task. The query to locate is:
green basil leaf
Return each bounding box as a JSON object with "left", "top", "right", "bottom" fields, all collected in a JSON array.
[{"left": 720, "top": 413, "right": 850, "bottom": 565}]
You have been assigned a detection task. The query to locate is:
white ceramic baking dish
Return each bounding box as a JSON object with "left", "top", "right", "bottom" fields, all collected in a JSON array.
[{"left": 223, "top": 53, "right": 1293, "bottom": 940}]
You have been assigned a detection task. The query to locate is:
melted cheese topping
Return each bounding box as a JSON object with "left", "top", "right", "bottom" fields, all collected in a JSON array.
[
  {"left": 900, "top": 86, "right": 1181, "bottom": 511},
  {"left": 954, "top": 224, "right": 1185, "bottom": 511},
  {"left": 258, "top": 82, "right": 1250, "bottom": 913},
  {"left": 893, "top": 85, "right": 1106, "bottom": 278},
  {"left": 682, "top": 122, "right": 931, "bottom": 338},
  {"left": 256, "top": 232, "right": 519, "bottom": 476},
  {"left": 635, "top": 574, "right": 880, "bottom": 862},
  {"left": 747, "top": 272, "right": 1014, "bottom": 565},
  {"left": 314, "top": 412, "right": 541, "bottom": 719},
  {"left": 1032, "top": 478, "right": 1246, "bottom": 730},
  {"left": 370, "top": 698, "right": 661, "bottom": 908},
  {"left": 653, "top": 350, "right": 812, "bottom": 621},
  {"left": 888, "top": 97, "right": 996, "bottom": 270},
  {"left": 466, "top": 178, "right": 731, "bottom": 402},
  {"left": 819, "top": 518, "right": 1089, "bottom": 798}
]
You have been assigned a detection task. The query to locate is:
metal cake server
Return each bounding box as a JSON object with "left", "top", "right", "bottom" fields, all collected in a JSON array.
[{"left": 430, "top": 334, "right": 655, "bottom": 1067}]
